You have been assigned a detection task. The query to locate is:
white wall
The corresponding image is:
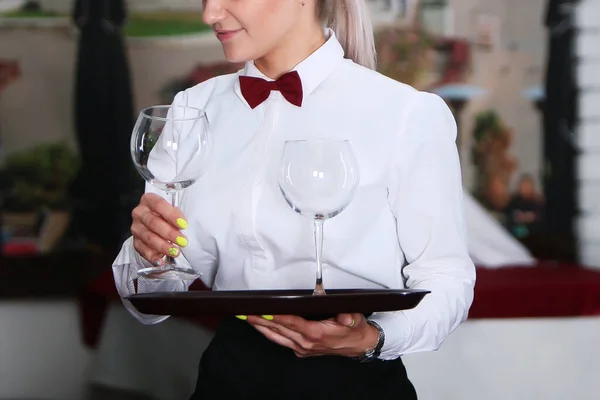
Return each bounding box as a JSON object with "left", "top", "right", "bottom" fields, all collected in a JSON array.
[
  {"left": 404, "top": 317, "right": 600, "bottom": 400},
  {"left": 0, "top": 301, "right": 93, "bottom": 399},
  {"left": 88, "top": 303, "right": 214, "bottom": 400},
  {"left": 0, "top": 1, "right": 26, "bottom": 13},
  {"left": 576, "top": 0, "right": 600, "bottom": 269}
]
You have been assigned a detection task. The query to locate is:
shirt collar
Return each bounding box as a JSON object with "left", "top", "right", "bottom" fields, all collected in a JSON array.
[{"left": 234, "top": 28, "right": 345, "bottom": 108}]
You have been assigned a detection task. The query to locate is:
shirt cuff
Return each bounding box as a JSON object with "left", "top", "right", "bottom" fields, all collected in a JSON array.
[
  {"left": 368, "top": 311, "right": 412, "bottom": 360},
  {"left": 112, "top": 236, "right": 173, "bottom": 325},
  {"left": 112, "top": 236, "right": 152, "bottom": 296}
]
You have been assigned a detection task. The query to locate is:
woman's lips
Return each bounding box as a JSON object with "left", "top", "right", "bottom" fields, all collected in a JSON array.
[{"left": 215, "top": 29, "right": 242, "bottom": 42}]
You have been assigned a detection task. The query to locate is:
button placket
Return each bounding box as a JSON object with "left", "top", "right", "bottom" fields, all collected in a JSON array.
[{"left": 235, "top": 96, "right": 281, "bottom": 276}]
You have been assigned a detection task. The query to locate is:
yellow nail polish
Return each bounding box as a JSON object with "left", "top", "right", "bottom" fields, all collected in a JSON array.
[
  {"left": 235, "top": 315, "right": 247, "bottom": 320},
  {"left": 177, "top": 218, "right": 188, "bottom": 229},
  {"left": 176, "top": 236, "right": 188, "bottom": 247},
  {"left": 168, "top": 247, "right": 179, "bottom": 257},
  {"left": 262, "top": 315, "right": 274, "bottom": 321}
]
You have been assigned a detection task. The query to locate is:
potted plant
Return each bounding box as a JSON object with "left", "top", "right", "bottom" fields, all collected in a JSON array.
[
  {"left": 471, "top": 110, "right": 518, "bottom": 219},
  {"left": 1, "top": 140, "right": 80, "bottom": 253},
  {"left": 375, "top": 24, "right": 437, "bottom": 87}
]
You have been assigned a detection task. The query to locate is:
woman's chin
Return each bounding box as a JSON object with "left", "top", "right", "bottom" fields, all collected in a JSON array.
[{"left": 221, "top": 47, "right": 254, "bottom": 64}]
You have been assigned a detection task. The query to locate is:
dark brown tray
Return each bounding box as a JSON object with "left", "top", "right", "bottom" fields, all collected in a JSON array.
[{"left": 127, "top": 289, "right": 430, "bottom": 317}]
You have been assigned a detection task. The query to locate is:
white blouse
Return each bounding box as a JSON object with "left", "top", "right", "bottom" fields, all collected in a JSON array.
[{"left": 113, "top": 30, "right": 476, "bottom": 361}]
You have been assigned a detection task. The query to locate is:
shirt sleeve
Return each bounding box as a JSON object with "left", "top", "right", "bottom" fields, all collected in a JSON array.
[{"left": 368, "top": 91, "right": 476, "bottom": 360}]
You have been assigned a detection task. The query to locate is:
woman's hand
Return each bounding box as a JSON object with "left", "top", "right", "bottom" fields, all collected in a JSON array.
[
  {"left": 245, "top": 314, "right": 379, "bottom": 358},
  {"left": 131, "top": 193, "right": 189, "bottom": 266}
]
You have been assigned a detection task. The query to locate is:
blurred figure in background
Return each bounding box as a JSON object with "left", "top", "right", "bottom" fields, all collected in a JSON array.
[{"left": 505, "top": 174, "right": 545, "bottom": 240}]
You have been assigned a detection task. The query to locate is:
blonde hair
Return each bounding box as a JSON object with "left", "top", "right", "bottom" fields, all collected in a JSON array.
[{"left": 318, "top": 0, "right": 377, "bottom": 70}]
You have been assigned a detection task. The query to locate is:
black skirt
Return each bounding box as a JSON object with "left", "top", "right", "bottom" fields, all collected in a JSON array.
[{"left": 190, "top": 317, "right": 417, "bottom": 399}]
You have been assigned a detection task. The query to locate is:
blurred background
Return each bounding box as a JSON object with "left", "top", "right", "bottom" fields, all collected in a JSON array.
[{"left": 0, "top": 0, "right": 599, "bottom": 399}]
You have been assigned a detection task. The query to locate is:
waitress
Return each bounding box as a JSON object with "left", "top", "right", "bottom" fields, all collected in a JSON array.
[{"left": 113, "top": 0, "right": 476, "bottom": 398}]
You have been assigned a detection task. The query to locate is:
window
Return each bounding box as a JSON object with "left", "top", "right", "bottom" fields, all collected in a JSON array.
[{"left": 419, "top": 0, "right": 453, "bottom": 36}]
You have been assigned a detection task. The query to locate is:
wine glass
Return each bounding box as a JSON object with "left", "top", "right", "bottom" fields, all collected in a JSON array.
[
  {"left": 130, "top": 105, "right": 211, "bottom": 280},
  {"left": 278, "top": 140, "right": 360, "bottom": 295}
]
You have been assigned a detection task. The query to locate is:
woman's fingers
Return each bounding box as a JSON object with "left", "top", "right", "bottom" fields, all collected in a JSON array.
[
  {"left": 131, "top": 220, "right": 180, "bottom": 259},
  {"left": 130, "top": 193, "right": 189, "bottom": 265},
  {"left": 141, "top": 193, "right": 188, "bottom": 230},
  {"left": 132, "top": 233, "right": 166, "bottom": 266},
  {"left": 137, "top": 208, "right": 188, "bottom": 249}
]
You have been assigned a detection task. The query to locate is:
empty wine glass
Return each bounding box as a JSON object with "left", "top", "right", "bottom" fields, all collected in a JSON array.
[
  {"left": 278, "top": 139, "right": 359, "bottom": 295},
  {"left": 131, "top": 105, "right": 211, "bottom": 280}
]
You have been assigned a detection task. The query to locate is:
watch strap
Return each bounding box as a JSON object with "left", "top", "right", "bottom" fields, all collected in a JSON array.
[{"left": 360, "top": 319, "right": 385, "bottom": 362}]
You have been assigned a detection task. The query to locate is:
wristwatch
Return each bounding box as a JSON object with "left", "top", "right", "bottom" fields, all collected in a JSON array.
[{"left": 358, "top": 320, "right": 385, "bottom": 363}]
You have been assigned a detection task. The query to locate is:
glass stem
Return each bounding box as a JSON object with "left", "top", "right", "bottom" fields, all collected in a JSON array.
[
  {"left": 166, "top": 190, "right": 178, "bottom": 265},
  {"left": 313, "top": 218, "right": 326, "bottom": 295}
]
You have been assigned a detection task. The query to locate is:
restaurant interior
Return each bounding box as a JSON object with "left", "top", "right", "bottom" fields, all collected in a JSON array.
[{"left": 1, "top": 0, "right": 598, "bottom": 399}]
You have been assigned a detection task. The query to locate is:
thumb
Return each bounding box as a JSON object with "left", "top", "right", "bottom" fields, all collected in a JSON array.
[{"left": 336, "top": 313, "right": 362, "bottom": 327}]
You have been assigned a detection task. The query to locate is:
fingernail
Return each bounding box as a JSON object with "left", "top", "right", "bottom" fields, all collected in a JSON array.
[
  {"left": 152, "top": 260, "right": 162, "bottom": 266},
  {"left": 168, "top": 247, "right": 179, "bottom": 257},
  {"left": 177, "top": 218, "right": 188, "bottom": 229},
  {"left": 235, "top": 315, "right": 247, "bottom": 320},
  {"left": 176, "top": 236, "right": 188, "bottom": 247},
  {"left": 262, "top": 315, "right": 274, "bottom": 321}
]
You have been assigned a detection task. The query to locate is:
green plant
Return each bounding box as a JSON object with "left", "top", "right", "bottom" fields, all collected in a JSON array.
[
  {"left": 1, "top": 141, "right": 80, "bottom": 211},
  {"left": 375, "top": 25, "right": 437, "bottom": 86},
  {"left": 471, "top": 110, "right": 518, "bottom": 211},
  {"left": 0, "top": 1, "right": 57, "bottom": 18},
  {"left": 472, "top": 110, "right": 502, "bottom": 144},
  {"left": 125, "top": 13, "right": 211, "bottom": 37}
]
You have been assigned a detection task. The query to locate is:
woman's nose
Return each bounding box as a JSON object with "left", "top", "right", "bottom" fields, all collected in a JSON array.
[{"left": 202, "top": 0, "right": 227, "bottom": 25}]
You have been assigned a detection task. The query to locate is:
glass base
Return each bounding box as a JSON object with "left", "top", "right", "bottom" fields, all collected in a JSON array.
[
  {"left": 138, "top": 264, "right": 200, "bottom": 281},
  {"left": 313, "top": 280, "right": 326, "bottom": 296}
]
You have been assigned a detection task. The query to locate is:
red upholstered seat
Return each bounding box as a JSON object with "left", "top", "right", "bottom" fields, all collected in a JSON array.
[{"left": 470, "top": 262, "right": 600, "bottom": 319}]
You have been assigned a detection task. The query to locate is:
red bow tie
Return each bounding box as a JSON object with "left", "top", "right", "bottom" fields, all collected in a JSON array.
[{"left": 239, "top": 71, "right": 303, "bottom": 109}]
